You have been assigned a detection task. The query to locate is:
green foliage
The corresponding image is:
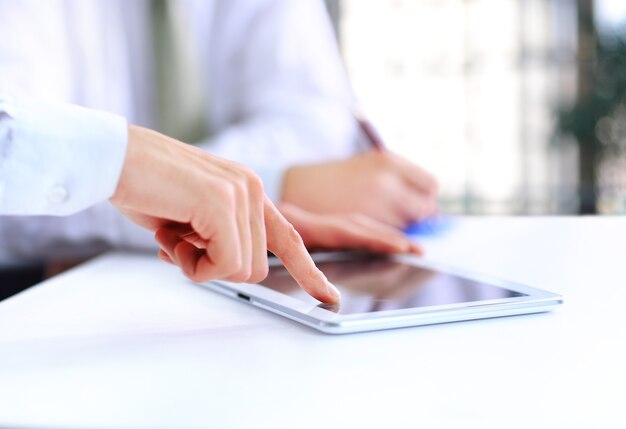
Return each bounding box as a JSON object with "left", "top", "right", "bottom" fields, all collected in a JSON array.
[{"left": 558, "top": 36, "right": 626, "bottom": 147}]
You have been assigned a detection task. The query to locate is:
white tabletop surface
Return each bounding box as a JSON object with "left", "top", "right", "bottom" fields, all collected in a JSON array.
[{"left": 0, "top": 216, "right": 624, "bottom": 429}]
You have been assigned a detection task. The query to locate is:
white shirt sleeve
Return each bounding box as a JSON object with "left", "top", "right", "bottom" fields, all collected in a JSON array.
[
  {"left": 196, "top": 0, "right": 362, "bottom": 201},
  {"left": 0, "top": 94, "right": 128, "bottom": 216},
  {"left": 0, "top": 1, "right": 157, "bottom": 261},
  {"left": 0, "top": 0, "right": 362, "bottom": 261}
]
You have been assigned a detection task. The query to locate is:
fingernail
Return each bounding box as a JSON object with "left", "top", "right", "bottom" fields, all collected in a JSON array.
[
  {"left": 158, "top": 250, "right": 173, "bottom": 264},
  {"left": 159, "top": 255, "right": 173, "bottom": 265},
  {"left": 411, "top": 242, "right": 424, "bottom": 255},
  {"left": 325, "top": 280, "right": 341, "bottom": 302}
]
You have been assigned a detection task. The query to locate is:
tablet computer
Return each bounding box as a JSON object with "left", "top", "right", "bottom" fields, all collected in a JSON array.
[{"left": 200, "top": 252, "right": 563, "bottom": 334}]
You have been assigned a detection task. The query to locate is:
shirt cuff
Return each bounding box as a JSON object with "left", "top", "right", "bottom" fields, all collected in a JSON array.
[{"left": 0, "top": 94, "right": 128, "bottom": 216}]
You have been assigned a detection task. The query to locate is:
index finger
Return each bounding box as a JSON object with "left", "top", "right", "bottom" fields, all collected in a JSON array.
[
  {"left": 264, "top": 197, "right": 340, "bottom": 303},
  {"left": 394, "top": 154, "right": 439, "bottom": 195}
]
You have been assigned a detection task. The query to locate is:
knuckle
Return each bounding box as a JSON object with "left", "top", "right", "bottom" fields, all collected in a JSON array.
[
  {"left": 241, "top": 269, "right": 253, "bottom": 282},
  {"left": 304, "top": 264, "right": 322, "bottom": 282},
  {"left": 231, "top": 174, "right": 247, "bottom": 195},
  {"left": 249, "top": 263, "right": 269, "bottom": 284},
  {"left": 237, "top": 165, "right": 256, "bottom": 180},
  {"left": 285, "top": 222, "right": 303, "bottom": 245},
  {"left": 271, "top": 221, "right": 303, "bottom": 251},
  {"left": 208, "top": 191, "right": 238, "bottom": 222},
  {"left": 247, "top": 173, "right": 265, "bottom": 196},
  {"left": 228, "top": 268, "right": 252, "bottom": 283},
  {"left": 224, "top": 258, "right": 243, "bottom": 277},
  {"left": 216, "top": 183, "right": 237, "bottom": 206},
  {"left": 184, "top": 266, "right": 204, "bottom": 283},
  {"left": 239, "top": 265, "right": 253, "bottom": 281}
]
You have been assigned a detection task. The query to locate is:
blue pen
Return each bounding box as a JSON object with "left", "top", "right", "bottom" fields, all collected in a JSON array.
[{"left": 404, "top": 215, "right": 454, "bottom": 237}]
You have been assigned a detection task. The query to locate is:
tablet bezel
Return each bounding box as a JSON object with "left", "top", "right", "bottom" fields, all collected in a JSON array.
[{"left": 199, "top": 252, "right": 563, "bottom": 334}]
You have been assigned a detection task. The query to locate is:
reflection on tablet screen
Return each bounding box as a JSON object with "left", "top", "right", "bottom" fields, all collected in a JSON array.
[{"left": 259, "top": 255, "right": 526, "bottom": 315}]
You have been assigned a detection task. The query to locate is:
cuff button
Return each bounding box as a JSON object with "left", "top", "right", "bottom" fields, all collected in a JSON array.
[{"left": 47, "top": 185, "right": 69, "bottom": 204}]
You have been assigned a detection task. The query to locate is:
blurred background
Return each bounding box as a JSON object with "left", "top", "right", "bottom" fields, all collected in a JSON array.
[{"left": 326, "top": 0, "right": 626, "bottom": 215}]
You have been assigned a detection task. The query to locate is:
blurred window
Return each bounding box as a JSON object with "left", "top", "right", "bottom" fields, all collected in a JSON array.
[{"left": 332, "top": 0, "right": 579, "bottom": 214}]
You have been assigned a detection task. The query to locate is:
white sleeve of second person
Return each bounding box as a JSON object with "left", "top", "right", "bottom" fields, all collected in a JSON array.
[
  {"left": 195, "top": 0, "right": 361, "bottom": 201},
  {"left": 0, "top": 94, "right": 128, "bottom": 216}
]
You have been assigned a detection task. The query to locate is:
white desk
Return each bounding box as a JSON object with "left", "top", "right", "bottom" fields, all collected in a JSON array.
[{"left": 0, "top": 217, "right": 624, "bottom": 429}]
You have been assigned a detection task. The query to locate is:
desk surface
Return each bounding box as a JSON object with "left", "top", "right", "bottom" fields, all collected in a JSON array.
[{"left": 0, "top": 217, "right": 624, "bottom": 429}]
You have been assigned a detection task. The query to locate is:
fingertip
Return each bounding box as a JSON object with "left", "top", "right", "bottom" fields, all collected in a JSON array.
[
  {"left": 154, "top": 228, "right": 167, "bottom": 245},
  {"left": 310, "top": 281, "right": 341, "bottom": 304},
  {"left": 380, "top": 235, "right": 417, "bottom": 255},
  {"left": 155, "top": 227, "right": 177, "bottom": 249},
  {"left": 158, "top": 249, "right": 174, "bottom": 264},
  {"left": 323, "top": 279, "right": 342, "bottom": 304},
  {"left": 296, "top": 268, "right": 341, "bottom": 304},
  {"left": 265, "top": 202, "right": 342, "bottom": 303},
  {"left": 409, "top": 241, "right": 424, "bottom": 256}
]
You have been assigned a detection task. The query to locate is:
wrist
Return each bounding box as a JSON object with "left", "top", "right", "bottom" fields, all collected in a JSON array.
[{"left": 111, "top": 124, "right": 142, "bottom": 208}]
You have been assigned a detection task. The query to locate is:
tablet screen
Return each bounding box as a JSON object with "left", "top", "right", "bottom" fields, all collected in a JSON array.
[{"left": 259, "top": 255, "right": 526, "bottom": 315}]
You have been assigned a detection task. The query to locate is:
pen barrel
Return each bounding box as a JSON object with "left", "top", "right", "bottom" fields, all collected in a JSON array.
[{"left": 358, "top": 118, "right": 386, "bottom": 151}]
